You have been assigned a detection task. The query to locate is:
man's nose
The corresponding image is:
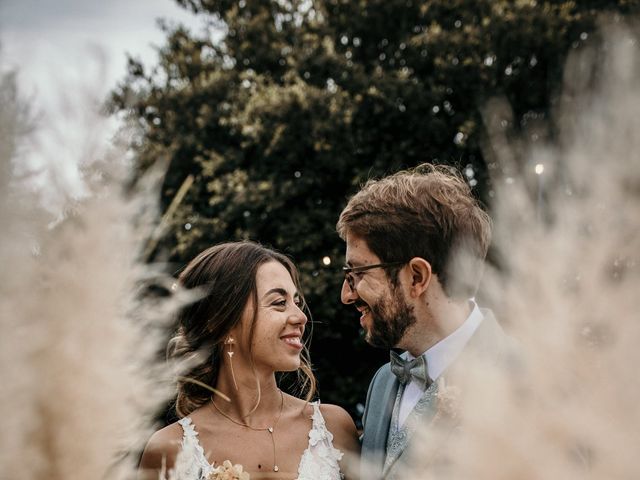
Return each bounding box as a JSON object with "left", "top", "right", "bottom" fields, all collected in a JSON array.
[{"left": 340, "top": 279, "right": 358, "bottom": 304}]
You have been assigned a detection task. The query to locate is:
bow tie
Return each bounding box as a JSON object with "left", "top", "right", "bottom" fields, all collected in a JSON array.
[{"left": 390, "top": 351, "right": 432, "bottom": 390}]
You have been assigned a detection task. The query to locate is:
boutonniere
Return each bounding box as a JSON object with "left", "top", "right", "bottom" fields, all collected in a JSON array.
[
  {"left": 207, "top": 460, "right": 250, "bottom": 480},
  {"left": 434, "top": 376, "right": 462, "bottom": 421}
]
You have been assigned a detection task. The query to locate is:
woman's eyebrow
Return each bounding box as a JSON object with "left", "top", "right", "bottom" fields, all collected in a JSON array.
[{"left": 262, "top": 287, "right": 288, "bottom": 299}]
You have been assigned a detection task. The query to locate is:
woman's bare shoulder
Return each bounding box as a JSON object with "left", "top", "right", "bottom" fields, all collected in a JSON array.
[
  {"left": 285, "top": 396, "right": 359, "bottom": 451},
  {"left": 139, "top": 421, "right": 184, "bottom": 473},
  {"left": 284, "top": 393, "right": 314, "bottom": 417},
  {"left": 291, "top": 397, "right": 356, "bottom": 434},
  {"left": 318, "top": 403, "right": 356, "bottom": 431},
  {"left": 319, "top": 403, "right": 360, "bottom": 453}
]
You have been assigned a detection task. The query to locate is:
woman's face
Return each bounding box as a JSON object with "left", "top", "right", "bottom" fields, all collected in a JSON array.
[{"left": 239, "top": 260, "right": 308, "bottom": 373}]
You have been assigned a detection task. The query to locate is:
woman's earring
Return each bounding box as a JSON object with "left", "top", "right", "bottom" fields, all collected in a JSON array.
[{"left": 225, "top": 336, "right": 239, "bottom": 391}]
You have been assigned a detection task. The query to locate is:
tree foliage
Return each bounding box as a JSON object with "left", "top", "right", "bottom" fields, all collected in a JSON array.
[{"left": 111, "top": 0, "right": 637, "bottom": 421}]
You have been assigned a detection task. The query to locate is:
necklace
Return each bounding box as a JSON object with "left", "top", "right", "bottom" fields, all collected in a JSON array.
[{"left": 211, "top": 389, "right": 284, "bottom": 472}]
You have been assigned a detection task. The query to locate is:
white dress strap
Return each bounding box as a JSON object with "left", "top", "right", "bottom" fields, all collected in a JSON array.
[
  {"left": 173, "top": 417, "right": 214, "bottom": 479},
  {"left": 296, "top": 402, "right": 344, "bottom": 480}
]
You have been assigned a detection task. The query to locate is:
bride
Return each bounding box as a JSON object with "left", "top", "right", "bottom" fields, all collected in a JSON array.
[{"left": 139, "top": 241, "right": 359, "bottom": 480}]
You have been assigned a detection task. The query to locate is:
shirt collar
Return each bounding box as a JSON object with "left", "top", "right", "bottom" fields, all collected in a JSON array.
[{"left": 405, "top": 300, "right": 484, "bottom": 381}]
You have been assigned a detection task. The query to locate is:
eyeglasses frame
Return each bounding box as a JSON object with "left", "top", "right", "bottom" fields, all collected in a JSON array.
[{"left": 342, "top": 261, "right": 407, "bottom": 291}]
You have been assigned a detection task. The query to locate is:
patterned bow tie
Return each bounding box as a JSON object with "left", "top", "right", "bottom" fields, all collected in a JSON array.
[{"left": 390, "top": 350, "right": 432, "bottom": 390}]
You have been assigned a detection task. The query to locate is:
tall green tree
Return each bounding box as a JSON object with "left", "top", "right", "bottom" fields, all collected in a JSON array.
[{"left": 112, "top": 0, "right": 637, "bottom": 421}]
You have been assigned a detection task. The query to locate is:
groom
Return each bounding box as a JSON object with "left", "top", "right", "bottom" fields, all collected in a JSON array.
[{"left": 337, "top": 164, "right": 512, "bottom": 479}]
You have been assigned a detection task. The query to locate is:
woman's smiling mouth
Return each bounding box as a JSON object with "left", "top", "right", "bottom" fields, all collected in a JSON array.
[{"left": 280, "top": 333, "right": 303, "bottom": 349}]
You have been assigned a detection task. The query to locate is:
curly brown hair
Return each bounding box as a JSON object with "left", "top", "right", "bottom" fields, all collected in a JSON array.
[
  {"left": 337, "top": 164, "right": 492, "bottom": 299},
  {"left": 168, "top": 241, "right": 316, "bottom": 417}
]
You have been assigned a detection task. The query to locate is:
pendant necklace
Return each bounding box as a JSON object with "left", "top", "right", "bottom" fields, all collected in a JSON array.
[{"left": 211, "top": 389, "right": 285, "bottom": 472}]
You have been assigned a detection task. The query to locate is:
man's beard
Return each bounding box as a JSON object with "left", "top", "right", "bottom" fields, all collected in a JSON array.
[{"left": 364, "top": 287, "right": 417, "bottom": 349}]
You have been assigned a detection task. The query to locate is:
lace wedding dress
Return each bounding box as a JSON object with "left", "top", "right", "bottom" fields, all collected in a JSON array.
[{"left": 169, "top": 401, "right": 344, "bottom": 480}]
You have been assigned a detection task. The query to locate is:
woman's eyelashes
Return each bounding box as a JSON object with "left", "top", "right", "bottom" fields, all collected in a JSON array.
[
  {"left": 273, "top": 299, "right": 287, "bottom": 308},
  {"left": 269, "top": 296, "right": 302, "bottom": 309}
]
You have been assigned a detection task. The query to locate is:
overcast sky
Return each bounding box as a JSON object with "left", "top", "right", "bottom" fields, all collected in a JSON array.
[{"left": 0, "top": 0, "right": 206, "bottom": 207}]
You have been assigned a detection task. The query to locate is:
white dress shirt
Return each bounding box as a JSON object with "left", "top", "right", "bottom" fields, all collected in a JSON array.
[{"left": 397, "top": 301, "right": 484, "bottom": 427}]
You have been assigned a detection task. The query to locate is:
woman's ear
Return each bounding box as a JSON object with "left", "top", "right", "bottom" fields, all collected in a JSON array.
[{"left": 408, "top": 257, "right": 432, "bottom": 297}]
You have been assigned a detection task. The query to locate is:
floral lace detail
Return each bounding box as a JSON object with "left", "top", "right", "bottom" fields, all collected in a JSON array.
[
  {"left": 297, "top": 402, "right": 344, "bottom": 480},
  {"left": 174, "top": 417, "right": 215, "bottom": 480}
]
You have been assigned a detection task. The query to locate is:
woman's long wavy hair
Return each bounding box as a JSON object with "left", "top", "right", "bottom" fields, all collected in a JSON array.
[{"left": 168, "top": 241, "right": 316, "bottom": 418}]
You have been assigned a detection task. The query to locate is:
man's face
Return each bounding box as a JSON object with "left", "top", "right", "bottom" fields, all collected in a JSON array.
[{"left": 341, "top": 232, "right": 416, "bottom": 348}]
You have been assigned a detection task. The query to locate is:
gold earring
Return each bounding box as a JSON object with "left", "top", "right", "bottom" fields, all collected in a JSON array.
[{"left": 225, "top": 336, "right": 239, "bottom": 391}]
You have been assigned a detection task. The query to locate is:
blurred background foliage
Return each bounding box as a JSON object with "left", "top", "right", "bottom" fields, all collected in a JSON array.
[{"left": 110, "top": 0, "right": 638, "bottom": 423}]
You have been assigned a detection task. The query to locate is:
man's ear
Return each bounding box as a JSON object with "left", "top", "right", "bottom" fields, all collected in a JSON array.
[{"left": 408, "top": 257, "right": 432, "bottom": 297}]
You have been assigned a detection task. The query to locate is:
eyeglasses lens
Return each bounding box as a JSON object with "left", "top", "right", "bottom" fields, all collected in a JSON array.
[{"left": 345, "top": 272, "right": 355, "bottom": 291}]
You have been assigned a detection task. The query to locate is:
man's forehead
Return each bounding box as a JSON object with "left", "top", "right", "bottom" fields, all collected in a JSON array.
[{"left": 345, "top": 232, "right": 380, "bottom": 264}]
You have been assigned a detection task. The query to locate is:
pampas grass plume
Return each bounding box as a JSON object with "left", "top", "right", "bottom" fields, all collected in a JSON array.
[
  {"left": 404, "top": 20, "right": 640, "bottom": 480},
  {"left": 0, "top": 64, "right": 175, "bottom": 479}
]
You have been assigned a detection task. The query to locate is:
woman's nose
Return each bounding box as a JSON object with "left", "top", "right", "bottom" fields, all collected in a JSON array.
[{"left": 291, "top": 304, "right": 308, "bottom": 326}]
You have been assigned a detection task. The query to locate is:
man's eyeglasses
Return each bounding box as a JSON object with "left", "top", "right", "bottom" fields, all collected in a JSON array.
[{"left": 342, "top": 261, "right": 406, "bottom": 292}]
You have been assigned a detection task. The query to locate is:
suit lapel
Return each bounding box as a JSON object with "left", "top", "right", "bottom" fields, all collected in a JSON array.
[{"left": 362, "top": 364, "right": 398, "bottom": 478}]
